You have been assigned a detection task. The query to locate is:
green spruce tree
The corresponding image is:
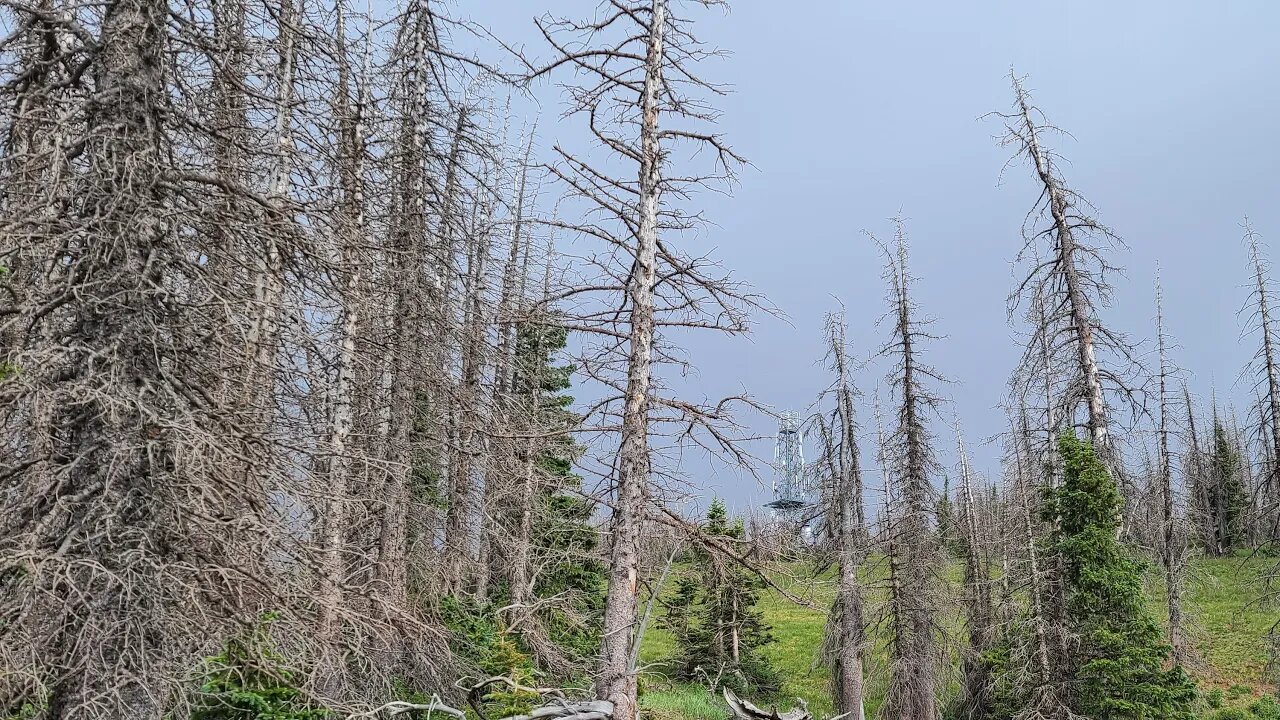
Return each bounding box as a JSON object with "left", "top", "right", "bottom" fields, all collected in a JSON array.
[
  {"left": 512, "top": 321, "right": 607, "bottom": 664},
  {"left": 440, "top": 319, "right": 604, "bottom": 717},
  {"left": 1190, "top": 418, "right": 1249, "bottom": 557},
  {"left": 664, "top": 500, "right": 780, "bottom": 696},
  {"left": 1045, "top": 432, "right": 1196, "bottom": 720},
  {"left": 1208, "top": 421, "right": 1247, "bottom": 555},
  {"left": 937, "top": 474, "right": 964, "bottom": 557}
]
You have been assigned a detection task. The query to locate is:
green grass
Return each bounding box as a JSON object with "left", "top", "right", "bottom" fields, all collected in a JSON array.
[
  {"left": 641, "top": 687, "right": 733, "bottom": 720},
  {"left": 637, "top": 554, "right": 1279, "bottom": 719},
  {"left": 1182, "top": 555, "right": 1275, "bottom": 687}
]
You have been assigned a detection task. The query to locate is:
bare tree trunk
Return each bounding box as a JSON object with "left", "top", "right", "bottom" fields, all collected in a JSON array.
[
  {"left": 1213, "top": 402, "right": 1230, "bottom": 555},
  {"left": 444, "top": 156, "right": 495, "bottom": 595},
  {"left": 522, "top": 0, "right": 751, "bottom": 710},
  {"left": 598, "top": 4, "right": 666, "bottom": 717},
  {"left": 439, "top": 107, "right": 477, "bottom": 593},
  {"left": 878, "top": 225, "right": 941, "bottom": 720},
  {"left": 243, "top": 0, "right": 297, "bottom": 435},
  {"left": 316, "top": 0, "right": 369, "bottom": 650},
  {"left": 1183, "top": 386, "right": 1215, "bottom": 555},
  {"left": 1155, "top": 274, "right": 1187, "bottom": 663},
  {"left": 478, "top": 134, "right": 535, "bottom": 600},
  {"left": 1012, "top": 415, "right": 1053, "bottom": 688},
  {"left": 506, "top": 236, "right": 546, "bottom": 611},
  {"left": 1248, "top": 222, "right": 1280, "bottom": 498},
  {"left": 378, "top": 0, "right": 432, "bottom": 601},
  {"left": 825, "top": 313, "right": 866, "bottom": 720},
  {"left": 205, "top": 0, "right": 249, "bottom": 406},
  {"left": 508, "top": 440, "right": 538, "bottom": 606},
  {"left": 957, "top": 430, "right": 994, "bottom": 718}
]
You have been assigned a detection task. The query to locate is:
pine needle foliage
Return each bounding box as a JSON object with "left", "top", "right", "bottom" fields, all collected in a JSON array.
[
  {"left": 190, "top": 615, "right": 329, "bottom": 720},
  {"left": 517, "top": 320, "right": 607, "bottom": 666},
  {"left": 438, "top": 598, "right": 541, "bottom": 718},
  {"left": 1204, "top": 422, "right": 1248, "bottom": 555},
  {"left": 663, "top": 500, "right": 781, "bottom": 698},
  {"left": 1046, "top": 433, "right": 1197, "bottom": 720}
]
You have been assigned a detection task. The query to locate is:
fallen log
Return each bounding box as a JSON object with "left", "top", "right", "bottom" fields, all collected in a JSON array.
[
  {"left": 351, "top": 675, "right": 615, "bottom": 720},
  {"left": 351, "top": 696, "right": 613, "bottom": 720},
  {"left": 499, "top": 700, "right": 615, "bottom": 720},
  {"left": 722, "top": 688, "right": 812, "bottom": 720},
  {"left": 350, "top": 695, "right": 467, "bottom": 718}
]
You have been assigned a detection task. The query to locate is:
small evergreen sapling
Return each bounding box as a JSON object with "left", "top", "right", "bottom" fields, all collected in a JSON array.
[
  {"left": 191, "top": 614, "right": 329, "bottom": 720},
  {"left": 936, "top": 474, "right": 966, "bottom": 557},
  {"left": 663, "top": 500, "right": 780, "bottom": 697}
]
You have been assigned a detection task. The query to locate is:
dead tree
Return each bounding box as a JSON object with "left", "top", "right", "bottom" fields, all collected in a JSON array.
[
  {"left": 821, "top": 311, "right": 867, "bottom": 720},
  {"left": 313, "top": 0, "right": 377, "bottom": 667},
  {"left": 1154, "top": 271, "right": 1190, "bottom": 663},
  {"left": 372, "top": 0, "right": 495, "bottom": 607},
  {"left": 1010, "top": 415, "right": 1055, "bottom": 687},
  {"left": 375, "top": 0, "right": 436, "bottom": 605},
  {"left": 476, "top": 129, "right": 538, "bottom": 602},
  {"left": 722, "top": 688, "right": 810, "bottom": 720},
  {"left": 1242, "top": 223, "right": 1280, "bottom": 688},
  {"left": 517, "top": 2, "right": 757, "bottom": 718},
  {"left": 443, "top": 110, "right": 505, "bottom": 595},
  {"left": 0, "top": 0, "right": 77, "bottom": 502},
  {"left": 0, "top": 0, "right": 545, "bottom": 712},
  {"left": 994, "top": 74, "right": 1143, "bottom": 486},
  {"left": 1002, "top": 412, "right": 1072, "bottom": 720},
  {"left": 1182, "top": 386, "right": 1221, "bottom": 557},
  {"left": 955, "top": 429, "right": 995, "bottom": 719},
  {"left": 0, "top": 0, "right": 294, "bottom": 713},
  {"left": 875, "top": 221, "right": 944, "bottom": 720},
  {"left": 440, "top": 103, "right": 491, "bottom": 594},
  {"left": 243, "top": 0, "right": 298, "bottom": 444},
  {"left": 1245, "top": 220, "right": 1280, "bottom": 522}
]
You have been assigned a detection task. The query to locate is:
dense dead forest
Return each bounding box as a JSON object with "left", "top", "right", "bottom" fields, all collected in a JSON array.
[{"left": 0, "top": 1, "right": 1277, "bottom": 719}]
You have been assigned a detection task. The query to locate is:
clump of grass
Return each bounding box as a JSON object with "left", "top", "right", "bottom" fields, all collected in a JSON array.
[{"left": 640, "top": 687, "right": 728, "bottom": 720}]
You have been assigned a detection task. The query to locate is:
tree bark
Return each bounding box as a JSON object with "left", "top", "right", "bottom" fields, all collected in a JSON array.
[
  {"left": 828, "top": 314, "right": 866, "bottom": 720},
  {"left": 1155, "top": 276, "right": 1186, "bottom": 662},
  {"left": 1249, "top": 223, "right": 1280, "bottom": 498},
  {"left": 597, "top": 3, "right": 665, "bottom": 718},
  {"left": 378, "top": 0, "right": 431, "bottom": 601},
  {"left": 316, "top": 0, "right": 369, "bottom": 648}
]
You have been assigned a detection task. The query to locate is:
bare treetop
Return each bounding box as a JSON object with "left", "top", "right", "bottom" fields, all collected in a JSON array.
[{"left": 993, "top": 72, "right": 1146, "bottom": 454}]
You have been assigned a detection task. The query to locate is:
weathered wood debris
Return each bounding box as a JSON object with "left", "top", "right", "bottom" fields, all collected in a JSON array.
[
  {"left": 723, "top": 688, "right": 814, "bottom": 720},
  {"left": 353, "top": 684, "right": 824, "bottom": 720},
  {"left": 352, "top": 695, "right": 614, "bottom": 720}
]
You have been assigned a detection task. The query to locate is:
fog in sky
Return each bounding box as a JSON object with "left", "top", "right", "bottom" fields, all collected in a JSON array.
[{"left": 472, "top": 2, "right": 1280, "bottom": 516}]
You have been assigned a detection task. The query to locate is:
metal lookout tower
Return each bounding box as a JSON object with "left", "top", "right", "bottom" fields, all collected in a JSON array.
[{"left": 767, "top": 411, "right": 808, "bottom": 519}]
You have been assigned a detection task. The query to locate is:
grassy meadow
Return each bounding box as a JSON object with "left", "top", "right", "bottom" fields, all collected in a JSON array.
[{"left": 635, "top": 555, "right": 1277, "bottom": 720}]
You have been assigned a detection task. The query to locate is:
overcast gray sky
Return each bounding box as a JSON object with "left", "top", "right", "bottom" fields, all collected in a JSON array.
[{"left": 475, "top": 1, "right": 1280, "bottom": 515}]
